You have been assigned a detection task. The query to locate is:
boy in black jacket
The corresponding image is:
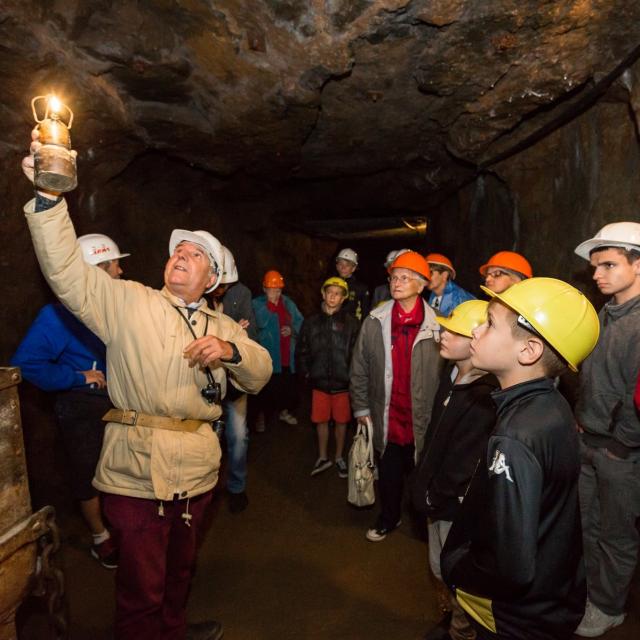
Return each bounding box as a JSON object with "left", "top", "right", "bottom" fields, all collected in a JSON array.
[
  {"left": 412, "top": 301, "right": 497, "bottom": 640},
  {"left": 441, "top": 278, "right": 600, "bottom": 640},
  {"left": 297, "top": 277, "right": 360, "bottom": 477}
]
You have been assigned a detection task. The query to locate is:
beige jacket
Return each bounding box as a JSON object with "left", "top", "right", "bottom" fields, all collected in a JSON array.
[
  {"left": 25, "top": 198, "right": 272, "bottom": 500},
  {"left": 350, "top": 298, "right": 444, "bottom": 457}
]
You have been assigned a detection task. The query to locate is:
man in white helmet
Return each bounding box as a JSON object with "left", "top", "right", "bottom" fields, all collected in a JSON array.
[
  {"left": 210, "top": 246, "right": 256, "bottom": 513},
  {"left": 20, "top": 131, "right": 272, "bottom": 640},
  {"left": 573, "top": 222, "right": 640, "bottom": 638},
  {"left": 11, "top": 233, "right": 129, "bottom": 571},
  {"left": 335, "top": 247, "right": 370, "bottom": 321}
]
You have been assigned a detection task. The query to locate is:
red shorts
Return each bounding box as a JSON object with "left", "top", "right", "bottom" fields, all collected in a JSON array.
[{"left": 311, "top": 390, "right": 352, "bottom": 424}]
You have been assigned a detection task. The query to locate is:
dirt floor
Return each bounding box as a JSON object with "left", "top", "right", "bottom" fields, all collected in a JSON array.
[{"left": 16, "top": 412, "right": 640, "bottom": 640}]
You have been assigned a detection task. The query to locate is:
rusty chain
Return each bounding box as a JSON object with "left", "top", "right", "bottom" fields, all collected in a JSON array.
[{"left": 31, "top": 506, "right": 68, "bottom": 639}]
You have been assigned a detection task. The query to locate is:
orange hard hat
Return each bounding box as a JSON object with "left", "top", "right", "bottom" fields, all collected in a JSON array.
[
  {"left": 389, "top": 251, "right": 431, "bottom": 280},
  {"left": 263, "top": 270, "right": 285, "bottom": 288},
  {"left": 479, "top": 251, "right": 532, "bottom": 279},
  {"left": 425, "top": 253, "right": 456, "bottom": 279}
]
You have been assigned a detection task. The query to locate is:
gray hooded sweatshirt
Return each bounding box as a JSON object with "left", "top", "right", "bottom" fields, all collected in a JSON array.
[{"left": 576, "top": 294, "right": 640, "bottom": 456}]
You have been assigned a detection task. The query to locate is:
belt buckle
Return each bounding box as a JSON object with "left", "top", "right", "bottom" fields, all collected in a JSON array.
[{"left": 124, "top": 409, "right": 138, "bottom": 426}]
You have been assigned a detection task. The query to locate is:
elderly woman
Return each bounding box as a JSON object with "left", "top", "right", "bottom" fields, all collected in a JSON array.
[{"left": 252, "top": 270, "right": 304, "bottom": 431}]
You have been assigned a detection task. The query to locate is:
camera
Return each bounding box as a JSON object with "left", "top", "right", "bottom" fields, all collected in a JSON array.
[
  {"left": 201, "top": 382, "right": 222, "bottom": 405},
  {"left": 212, "top": 419, "right": 225, "bottom": 439}
]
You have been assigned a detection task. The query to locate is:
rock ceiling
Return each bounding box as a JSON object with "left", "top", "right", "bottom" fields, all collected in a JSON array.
[{"left": 2, "top": 0, "right": 640, "bottom": 215}]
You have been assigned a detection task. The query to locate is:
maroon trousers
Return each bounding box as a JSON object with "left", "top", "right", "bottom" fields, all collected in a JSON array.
[{"left": 102, "top": 490, "right": 213, "bottom": 640}]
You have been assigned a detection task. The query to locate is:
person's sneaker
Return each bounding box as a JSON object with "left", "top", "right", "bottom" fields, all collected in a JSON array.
[
  {"left": 90, "top": 536, "right": 118, "bottom": 569},
  {"left": 575, "top": 600, "right": 625, "bottom": 637},
  {"left": 255, "top": 413, "right": 266, "bottom": 432},
  {"left": 186, "top": 620, "right": 224, "bottom": 640},
  {"left": 310, "top": 458, "right": 333, "bottom": 476},
  {"left": 278, "top": 409, "right": 298, "bottom": 425},
  {"left": 335, "top": 458, "right": 348, "bottom": 478},
  {"left": 227, "top": 490, "right": 249, "bottom": 514},
  {"left": 365, "top": 520, "right": 401, "bottom": 542}
]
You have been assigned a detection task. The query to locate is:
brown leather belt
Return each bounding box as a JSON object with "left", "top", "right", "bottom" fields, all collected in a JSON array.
[{"left": 102, "top": 408, "right": 205, "bottom": 433}]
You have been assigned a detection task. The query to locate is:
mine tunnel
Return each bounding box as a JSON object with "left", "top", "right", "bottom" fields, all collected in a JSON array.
[{"left": 1, "top": 1, "right": 640, "bottom": 639}]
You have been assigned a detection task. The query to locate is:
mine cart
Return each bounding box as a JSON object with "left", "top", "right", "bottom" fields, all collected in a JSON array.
[{"left": 0, "top": 367, "right": 66, "bottom": 639}]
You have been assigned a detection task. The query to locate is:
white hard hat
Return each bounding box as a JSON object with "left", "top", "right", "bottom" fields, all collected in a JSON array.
[
  {"left": 336, "top": 248, "right": 358, "bottom": 265},
  {"left": 384, "top": 248, "right": 410, "bottom": 268},
  {"left": 575, "top": 222, "right": 640, "bottom": 260},
  {"left": 169, "top": 229, "right": 223, "bottom": 293},
  {"left": 220, "top": 246, "right": 239, "bottom": 284},
  {"left": 77, "top": 234, "right": 130, "bottom": 266}
]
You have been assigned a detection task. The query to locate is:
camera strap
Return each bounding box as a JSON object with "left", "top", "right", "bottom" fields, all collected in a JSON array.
[{"left": 173, "top": 306, "right": 216, "bottom": 387}]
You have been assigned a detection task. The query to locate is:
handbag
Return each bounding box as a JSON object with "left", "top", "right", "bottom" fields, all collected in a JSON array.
[{"left": 348, "top": 416, "right": 376, "bottom": 507}]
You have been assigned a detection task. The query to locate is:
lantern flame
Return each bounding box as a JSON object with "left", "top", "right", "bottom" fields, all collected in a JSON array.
[{"left": 49, "top": 95, "right": 62, "bottom": 114}]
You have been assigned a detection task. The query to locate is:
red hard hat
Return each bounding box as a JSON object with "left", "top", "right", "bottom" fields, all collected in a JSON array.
[
  {"left": 263, "top": 270, "right": 285, "bottom": 288},
  {"left": 389, "top": 251, "right": 431, "bottom": 280},
  {"left": 479, "top": 251, "right": 532, "bottom": 279}
]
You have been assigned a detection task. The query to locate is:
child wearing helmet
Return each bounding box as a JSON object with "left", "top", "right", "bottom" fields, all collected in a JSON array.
[
  {"left": 440, "top": 278, "right": 600, "bottom": 640},
  {"left": 296, "top": 277, "right": 360, "bottom": 477},
  {"left": 411, "top": 300, "right": 497, "bottom": 640},
  {"left": 479, "top": 251, "right": 532, "bottom": 294},
  {"left": 252, "top": 270, "right": 304, "bottom": 430}
]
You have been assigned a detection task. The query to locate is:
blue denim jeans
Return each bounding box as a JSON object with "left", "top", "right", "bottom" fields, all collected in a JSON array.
[{"left": 223, "top": 393, "right": 249, "bottom": 494}]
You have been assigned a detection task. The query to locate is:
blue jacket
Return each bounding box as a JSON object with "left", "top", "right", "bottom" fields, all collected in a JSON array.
[
  {"left": 252, "top": 294, "right": 303, "bottom": 373},
  {"left": 11, "top": 303, "right": 106, "bottom": 392},
  {"left": 428, "top": 280, "right": 475, "bottom": 317}
]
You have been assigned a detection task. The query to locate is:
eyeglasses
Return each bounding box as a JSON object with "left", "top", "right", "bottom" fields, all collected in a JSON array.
[
  {"left": 485, "top": 269, "right": 509, "bottom": 279},
  {"left": 388, "top": 274, "right": 417, "bottom": 284}
]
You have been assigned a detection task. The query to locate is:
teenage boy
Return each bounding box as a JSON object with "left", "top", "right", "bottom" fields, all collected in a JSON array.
[
  {"left": 412, "top": 300, "right": 497, "bottom": 640},
  {"left": 479, "top": 251, "right": 532, "bottom": 294},
  {"left": 573, "top": 222, "right": 640, "bottom": 637},
  {"left": 335, "top": 248, "right": 370, "bottom": 321},
  {"left": 425, "top": 253, "right": 475, "bottom": 316},
  {"left": 297, "top": 277, "right": 360, "bottom": 477},
  {"left": 441, "top": 277, "right": 600, "bottom": 640},
  {"left": 351, "top": 251, "right": 442, "bottom": 542}
]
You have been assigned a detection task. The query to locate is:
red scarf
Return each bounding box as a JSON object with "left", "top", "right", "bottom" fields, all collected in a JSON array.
[
  {"left": 388, "top": 298, "right": 424, "bottom": 445},
  {"left": 267, "top": 297, "right": 292, "bottom": 368}
]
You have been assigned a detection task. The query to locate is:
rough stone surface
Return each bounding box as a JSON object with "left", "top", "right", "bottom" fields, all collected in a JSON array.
[
  {"left": 3, "top": 0, "right": 640, "bottom": 355},
  {"left": 2, "top": 2, "right": 640, "bottom": 209}
]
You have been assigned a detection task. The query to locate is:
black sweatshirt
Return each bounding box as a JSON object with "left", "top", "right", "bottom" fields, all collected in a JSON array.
[
  {"left": 441, "top": 377, "right": 586, "bottom": 640},
  {"left": 411, "top": 364, "right": 497, "bottom": 521},
  {"left": 296, "top": 306, "right": 360, "bottom": 393}
]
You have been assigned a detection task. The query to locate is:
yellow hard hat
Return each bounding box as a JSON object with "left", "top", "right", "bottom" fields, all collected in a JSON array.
[
  {"left": 321, "top": 276, "right": 349, "bottom": 296},
  {"left": 481, "top": 277, "right": 600, "bottom": 372},
  {"left": 437, "top": 300, "right": 488, "bottom": 338}
]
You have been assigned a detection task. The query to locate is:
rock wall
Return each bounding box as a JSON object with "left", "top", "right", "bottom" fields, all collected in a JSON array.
[{"left": 428, "top": 70, "right": 640, "bottom": 303}]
